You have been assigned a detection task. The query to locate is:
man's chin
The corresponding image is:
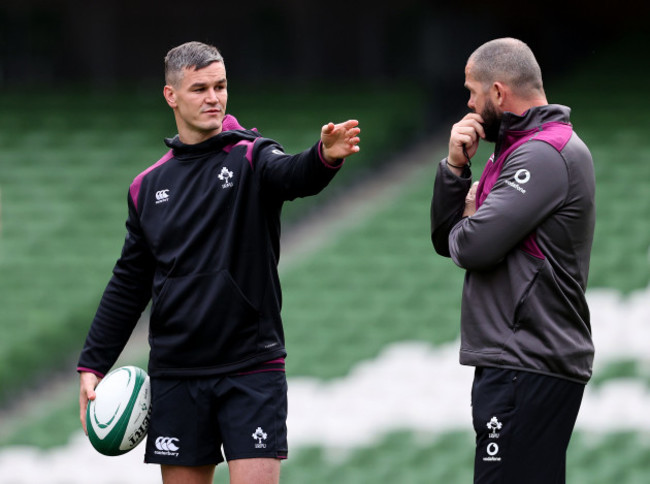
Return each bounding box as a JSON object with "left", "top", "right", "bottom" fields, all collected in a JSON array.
[{"left": 199, "top": 121, "right": 223, "bottom": 135}]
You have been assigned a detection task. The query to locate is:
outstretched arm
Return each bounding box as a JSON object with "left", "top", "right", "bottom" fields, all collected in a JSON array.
[{"left": 320, "top": 119, "right": 361, "bottom": 165}]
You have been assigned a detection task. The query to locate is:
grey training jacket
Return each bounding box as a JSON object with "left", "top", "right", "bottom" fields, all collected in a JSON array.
[{"left": 431, "top": 104, "right": 595, "bottom": 384}]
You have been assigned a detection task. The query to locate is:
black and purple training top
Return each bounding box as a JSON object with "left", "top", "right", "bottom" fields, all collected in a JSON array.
[{"left": 78, "top": 115, "right": 342, "bottom": 379}]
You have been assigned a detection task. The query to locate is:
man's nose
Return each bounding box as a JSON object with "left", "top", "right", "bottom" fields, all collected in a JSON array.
[{"left": 206, "top": 88, "right": 218, "bottom": 103}]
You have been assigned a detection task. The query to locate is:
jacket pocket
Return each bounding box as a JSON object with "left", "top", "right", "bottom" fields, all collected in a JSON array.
[
  {"left": 510, "top": 250, "right": 545, "bottom": 329},
  {"left": 150, "top": 270, "right": 260, "bottom": 369}
]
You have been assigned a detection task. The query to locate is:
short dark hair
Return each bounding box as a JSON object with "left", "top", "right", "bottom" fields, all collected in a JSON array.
[
  {"left": 164, "top": 41, "right": 224, "bottom": 87},
  {"left": 468, "top": 38, "right": 544, "bottom": 98}
]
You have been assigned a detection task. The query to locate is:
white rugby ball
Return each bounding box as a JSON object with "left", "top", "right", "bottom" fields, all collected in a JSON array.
[{"left": 87, "top": 365, "right": 151, "bottom": 456}]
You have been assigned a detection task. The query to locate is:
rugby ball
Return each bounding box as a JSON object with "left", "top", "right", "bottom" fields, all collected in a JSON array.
[{"left": 87, "top": 365, "right": 151, "bottom": 456}]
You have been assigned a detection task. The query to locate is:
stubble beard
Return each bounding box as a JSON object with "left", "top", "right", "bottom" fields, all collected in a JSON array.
[{"left": 481, "top": 99, "right": 502, "bottom": 143}]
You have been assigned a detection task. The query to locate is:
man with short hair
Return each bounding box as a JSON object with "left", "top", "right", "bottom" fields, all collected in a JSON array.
[
  {"left": 78, "top": 40, "right": 361, "bottom": 484},
  {"left": 430, "top": 37, "right": 595, "bottom": 483}
]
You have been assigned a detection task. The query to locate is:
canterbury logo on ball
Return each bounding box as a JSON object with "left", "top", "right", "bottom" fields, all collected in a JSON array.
[
  {"left": 154, "top": 436, "right": 180, "bottom": 457},
  {"left": 155, "top": 189, "right": 170, "bottom": 204}
]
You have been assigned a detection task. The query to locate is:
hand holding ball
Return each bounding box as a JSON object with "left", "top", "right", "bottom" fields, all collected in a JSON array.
[{"left": 86, "top": 366, "right": 151, "bottom": 456}]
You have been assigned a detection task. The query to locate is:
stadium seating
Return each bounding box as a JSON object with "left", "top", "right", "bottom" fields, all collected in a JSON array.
[{"left": 1, "top": 33, "right": 649, "bottom": 482}]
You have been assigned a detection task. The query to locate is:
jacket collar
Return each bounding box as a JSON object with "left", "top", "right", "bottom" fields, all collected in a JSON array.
[
  {"left": 164, "top": 114, "right": 259, "bottom": 159},
  {"left": 495, "top": 104, "right": 571, "bottom": 159}
]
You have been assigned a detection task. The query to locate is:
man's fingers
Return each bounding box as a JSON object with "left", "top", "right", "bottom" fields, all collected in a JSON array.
[
  {"left": 323, "top": 120, "right": 360, "bottom": 135},
  {"left": 79, "top": 372, "right": 100, "bottom": 435},
  {"left": 346, "top": 129, "right": 361, "bottom": 144},
  {"left": 80, "top": 391, "right": 89, "bottom": 434},
  {"left": 80, "top": 401, "right": 88, "bottom": 434},
  {"left": 333, "top": 119, "right": 359, "bottom": 130},
  {"left": 454, "top": 113, "right": 484, "bottom": 130},
  {"left": 466, "top": 181, "right": 479, "bottom": 200},
  {"left": 343, "top": 119, "right": 360, "bottom": 129},
  {"left": 79, "top": 387, "right": 96, "bottom": 431},
  {"left": 461, "top": 112, "right": 484, "bottom": 124},
  {"left": 453, "top": 132, "right": 477, "bottom": 151},
  {"left": 463, "top": 181, "right": 480, "bottom": 217},
  {"left": 321, "top": 122, "right": 335, "bottom": 135},
  {"left": 451, "top": 119, "right": 483, "bottom": 159},
  {"left": 454, "top": 120, "right": 483, "bottom": 138},
  {"left": 473, "top": 121, "right": 486, "bottom": 140}
]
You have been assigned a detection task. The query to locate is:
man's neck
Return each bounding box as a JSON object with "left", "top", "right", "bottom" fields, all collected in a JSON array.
[
  {"left": 505, "top": 97, "right": 548, "bottom": 116},
  {"left": 177, "top": 128, "right": 222, "bottom": 145}
]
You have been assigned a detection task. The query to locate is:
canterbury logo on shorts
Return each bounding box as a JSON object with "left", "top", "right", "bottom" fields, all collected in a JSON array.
[{"left": 154, "top": 436, "right": 180, "bottom": 456}]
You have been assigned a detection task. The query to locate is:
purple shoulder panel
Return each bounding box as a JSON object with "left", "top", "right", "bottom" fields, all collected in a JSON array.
[
  {"left": 222, "top": 138, "right": 259, "bottom": 169},
  {"left": 533, "top": 121, "right": 573, "bottom": 152},
  {"left": 221, "top": 113, "right": 259, "bottom": 169},
  {"left": 129, "top": 150, "right": 174, "bottom": 212},
  {"left": 475, "top": 121, "right": 573, "bottom": 260},
  {"left": 476, "top": 122, "right": 573, "bottom": 209},
  {"left": 517, "top": 122, "right": 573, "bottom": 260}
]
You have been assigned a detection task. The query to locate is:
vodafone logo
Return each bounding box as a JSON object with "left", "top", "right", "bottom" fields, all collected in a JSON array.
[
  {"left": 155, "top": 189, "right": 170, "bottom": 204},
  {"left": 154, "top": 436, "right": 180, "bottom": 457},
  {"left": 483, "top": 442, "right": 502, "bottom": 462},
  {"left": 514, "top": 169, "right": 531, "bottom": 184},
  {"left": 505, "top": 169, "right": 531, "bottom": 195}
]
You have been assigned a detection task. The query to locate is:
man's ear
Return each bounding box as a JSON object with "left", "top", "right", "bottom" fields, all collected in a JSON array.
[
  {"left": 492, "top": 81, "right": 513, "bottom": 109},
  {"left": 491, "top": 81, "right": 508, "bottom": 108},
  {"left": 163, "top": 85, "right": 177, "bottom": 108}
]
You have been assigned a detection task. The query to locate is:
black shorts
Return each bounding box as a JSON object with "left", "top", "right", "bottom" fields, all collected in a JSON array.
[
  {"left": 144, "top": 369, "right": 288, "bottom": 466},
  {"left": 471, "top": 367, "right": 585, "bottom": 484}
]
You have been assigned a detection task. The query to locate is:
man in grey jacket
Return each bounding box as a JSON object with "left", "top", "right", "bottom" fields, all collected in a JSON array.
[{"left": 430, "top": 38, "right": 595, "bottom": 484}]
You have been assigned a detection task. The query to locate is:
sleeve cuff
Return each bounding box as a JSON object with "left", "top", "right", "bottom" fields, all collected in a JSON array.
[
  {"left": 443, "top": 158, "right": 471, "bottom": 177},
  {"left": 77, "top": 367, "right": 105, "bottom": 379},
  {"left": 318, "top": 141, "right": 345, "bottom": 169}
]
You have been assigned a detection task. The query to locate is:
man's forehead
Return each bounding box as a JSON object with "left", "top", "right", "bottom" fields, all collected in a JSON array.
[
  {"left": 464, "top": 61, "right": 475, "bottom": 78},
  {"left": 463, "top": 62, "right": 480, "bottom": 88},
  {"left": 180, "top": 62, "right": 226, "bottom": 83}
]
